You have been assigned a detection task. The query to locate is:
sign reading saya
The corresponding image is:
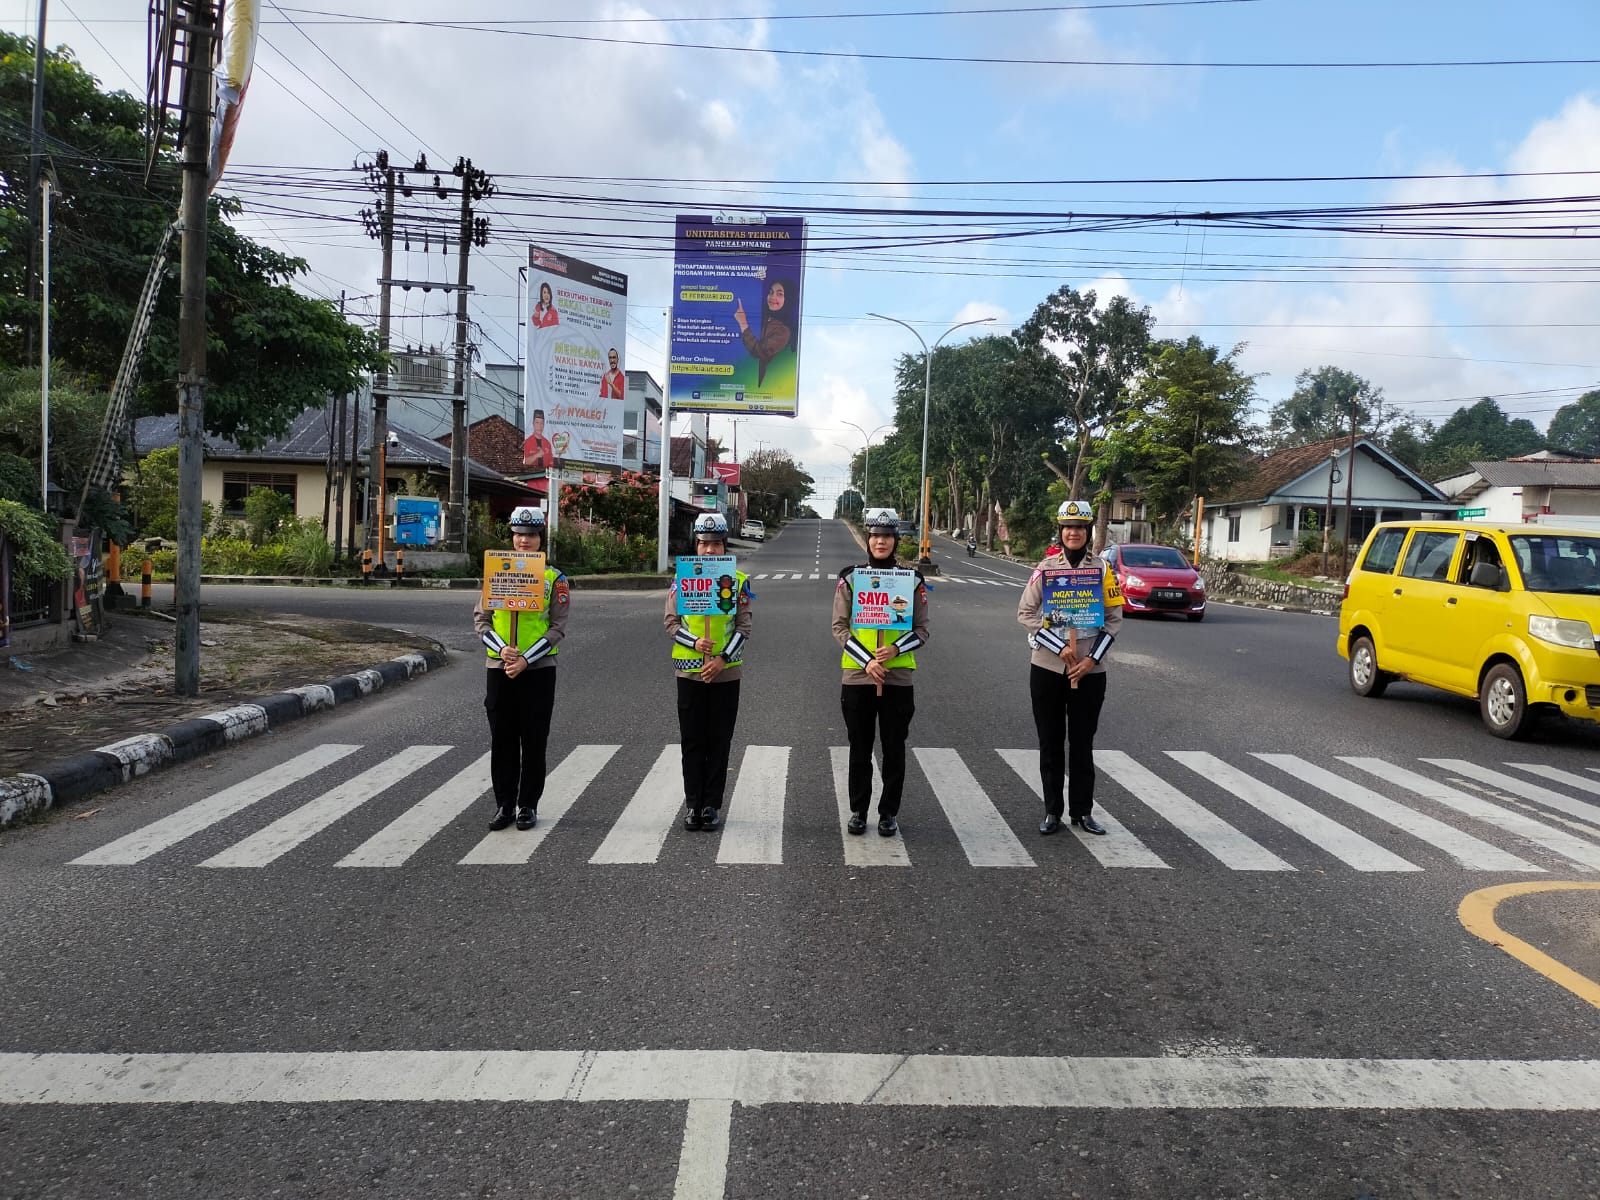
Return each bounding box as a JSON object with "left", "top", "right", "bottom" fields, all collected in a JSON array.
[
  {"left": 480, "top": 551, "right": 548, "bottom": 613},
  {"left": 674, "top": 555, "right": 740, "bottom": 617},
  {"left": 850, "top": 568, "right": 918, "bottom": 632}
]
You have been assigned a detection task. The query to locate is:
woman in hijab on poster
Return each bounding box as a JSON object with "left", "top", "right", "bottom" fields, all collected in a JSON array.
[{"left": 733, "top": 277, "right": 796, "bottom": 385}]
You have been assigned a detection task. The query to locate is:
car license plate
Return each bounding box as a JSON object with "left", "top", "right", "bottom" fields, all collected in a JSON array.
[{"left": 1154, "top": 589, "right": 1185, "bottom": 601}]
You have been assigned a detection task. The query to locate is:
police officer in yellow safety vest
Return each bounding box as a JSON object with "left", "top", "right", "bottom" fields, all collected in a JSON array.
[
  {"left": 664, "top": 511, "right": 754, "bottom": 832},
  {"left": 1016, "top": 499, "right": 1122, "bottom": 837},
  {"left": 832, "top": 507, "right": 931, "bottom": 838},
  {"left": 473, "top": 505, "right": 570, "bottom": 831}
]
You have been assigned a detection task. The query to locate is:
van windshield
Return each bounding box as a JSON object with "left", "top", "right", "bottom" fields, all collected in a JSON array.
[{"left": 1507, "top": 534, "right": 1600, "bottom": 594}]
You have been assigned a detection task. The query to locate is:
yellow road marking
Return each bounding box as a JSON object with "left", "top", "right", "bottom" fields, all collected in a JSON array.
[{"left": 1458, "top": 882, "right": 1600, "bottom": 1011}]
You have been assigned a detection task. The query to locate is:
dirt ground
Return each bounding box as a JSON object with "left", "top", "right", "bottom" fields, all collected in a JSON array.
[{"left": 0, "top": 609, "right": 441, "bottom": 777}]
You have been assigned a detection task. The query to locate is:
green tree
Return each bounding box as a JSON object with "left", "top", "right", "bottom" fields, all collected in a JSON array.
[
  {"left": 1017, "top": 287, "right": 1154, "bottom": 503},
  {"left": 1429, "top": 397, "right": 1544, "bottom": 470},
  {"left": 1546, "top": 390, "right": 1600, "bottom": 457},
  {"left": 740, "top": 449, "right": 814, "bottom": 524},
  {"left": 1265, "top": 366, "right": 1396, "bottom": 450},
  {"left": 1117, "top": 337, "right": 1261, "bottom": 527},
  {"left": 0, "top": 364, "right": 112, "bottom": 501},
  {"left": 1, "top": 33, "right": 382, "bottom": 445},
  {"left": 127, "top": 445, "right": 180, "bottom": 540},
  {"left": 243, "top": 486, "right": 294, "bottom": 546}
]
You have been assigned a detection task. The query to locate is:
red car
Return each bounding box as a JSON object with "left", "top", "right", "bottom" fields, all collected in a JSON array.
[{"left": 1103, "top": 543, "right": 1207, "bottom": 622}]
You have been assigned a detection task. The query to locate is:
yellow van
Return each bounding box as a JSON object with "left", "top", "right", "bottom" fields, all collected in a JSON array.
[{"left": 1337, "top": 521, "right": 1600, "bottom": 738}]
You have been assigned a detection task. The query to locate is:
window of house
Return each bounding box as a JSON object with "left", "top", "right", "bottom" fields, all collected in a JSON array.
[
  {"left": 1227, "top": 514, "right": 1241, "bottom": 543},
  {"left": 222, "top": 471, "right": 297, "bottom": 518}
]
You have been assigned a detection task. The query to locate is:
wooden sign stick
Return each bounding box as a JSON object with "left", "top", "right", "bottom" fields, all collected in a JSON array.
[{"left": 1068, "top": 627, "right": 1080, "bottom": 690}]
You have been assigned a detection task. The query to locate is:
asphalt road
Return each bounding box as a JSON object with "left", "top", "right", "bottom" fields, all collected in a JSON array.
[{"left": 3, "top": 518, "right": 1598, "bottom": 1199}]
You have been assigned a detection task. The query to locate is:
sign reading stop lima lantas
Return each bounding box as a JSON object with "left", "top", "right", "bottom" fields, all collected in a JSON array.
[{"left": 481, "top": 551, "right": 547, "bottom": 612}]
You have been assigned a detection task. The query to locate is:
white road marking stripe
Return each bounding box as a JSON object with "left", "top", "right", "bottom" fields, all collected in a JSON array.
[
  {"left": 461, "top": 745, "right": 621, "bottom": 865},
  {"left": 1423, "top": 759, "right": 1600, "bottom": 826},
  {"left": 831, "top": 746, "right": 910, "bottom": 867},
  {"left": 996, "top": 749, "right": 1167, "bottom": 868},
  {"left": 1098, "top": 750, "right": 1293, "bottom": 871},
  {"left": 1342, "top": 757, "right": 1600, "bottom": 870},
  {"left": 1169, "top": 752, "right": 1419, "bottom": 872},
  {"left": 674, "top": 1098, "right": 732, "bottom": 1200},
  {"left": 1508, "top": 763, "right": 1600, "bottom": 797},
  {"left": 5, "top": 1050, "right": 1596, "bottom": 1111},
  {"left": 753, "top": 573, "right": 769, "bottom": 579},
  {"left": 1255, "top": 754, "right": 1540, "bottom": 872},
  {"left": 808, "top": 572, "right": 820, "bottom": 580},
  {"left": 338, "top": 753, "right": 492, "bottom": 867},
  {"left": 70, "top": 744, "right": 361, "bottom": 866},
  {"left": 717, "top": 746, "right": 789, "bottom": 865},
  {"left": 200, "top": 746, "right": 451, "bottom": 868},
  {"left": 914, "top": 748, "right": 1035, "bottom": 867},
  {"left": 590, "top": 746, "right": 682, "bottom": 864}
]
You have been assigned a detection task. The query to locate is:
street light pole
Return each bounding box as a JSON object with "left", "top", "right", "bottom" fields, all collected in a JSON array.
[
  {"left": 842, "top": 420, "right": 892, "bottom": 507},
  {"left": 867, "top": 314, "right": 993, "bottom": 564}
]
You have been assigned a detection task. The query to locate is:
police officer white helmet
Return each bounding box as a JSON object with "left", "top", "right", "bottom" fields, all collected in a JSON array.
[
  {"left": 863, "top": 508, "right": 900, "bottom": 532},
  {"left": 693, "top": 512, "right": 729, "bottom": 539},
  {"left": 509, "top": 505, "right": 546, "bottom": 531},
  {"left": 1056, "top": 499, "right": 1094, "bottom": 526}
]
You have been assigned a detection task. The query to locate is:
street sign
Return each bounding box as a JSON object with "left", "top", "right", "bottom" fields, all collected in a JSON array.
[{"left": 1456, "top": 507, "right": 1487, "bottom": 519}]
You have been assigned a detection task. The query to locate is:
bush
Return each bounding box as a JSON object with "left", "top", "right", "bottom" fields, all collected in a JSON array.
[
  {"left": 0, "top": 499, "right": 72, "bottom": 579},
  {"left": 552, "top": 525, "right": 655, "bottom": 575},
  {"left": 282, "top": 520, "right": 335, "bottom": 576},
  {"left": 243, "top": 487, "right": 295, "bottom": 545}
]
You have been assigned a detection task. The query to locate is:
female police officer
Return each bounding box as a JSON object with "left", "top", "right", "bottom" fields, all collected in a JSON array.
[
  {"left": 664, "top": 511, "right": 754, "bottom": 831},
  {"left": 473, "top": 505, "right": 570, "bottom": 831},
  {"left": 1016, "top": 499, "right": 1121, "bottom": 836},
  {"left": 832, "top": 507, "right": 930, "bottom": 837}
]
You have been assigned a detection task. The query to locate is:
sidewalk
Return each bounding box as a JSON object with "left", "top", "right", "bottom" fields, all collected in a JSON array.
[{"left": 0, "top": 605, "right": 448, "bottom": 830}]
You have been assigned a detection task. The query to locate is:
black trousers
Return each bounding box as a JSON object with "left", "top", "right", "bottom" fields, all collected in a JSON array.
[
  {"left": 677, "top": 676, "right": 741, "bottom": 811},
  {"left": 840, "top": 683, "right": 916, "bottom": 817},
  {"left": 484, "top": 666, "right": 558, "bottom": 811},
  {"left": 1029, "top": 665, "right": 1108, "bottom": 819}
]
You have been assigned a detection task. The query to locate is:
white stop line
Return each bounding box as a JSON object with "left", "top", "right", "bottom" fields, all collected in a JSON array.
[{"left": 7, "top": 1050, "right": 1598, "bottom": 1199}]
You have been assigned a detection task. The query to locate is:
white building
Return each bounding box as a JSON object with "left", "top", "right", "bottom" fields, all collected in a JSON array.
[{"left": 1436, "top": 452, "right": 1600, "bottom": 531}]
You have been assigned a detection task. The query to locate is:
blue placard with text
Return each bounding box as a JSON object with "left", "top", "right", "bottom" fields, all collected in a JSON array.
[
  {"left": 675, "top": 555, "right": 740, "bottom": 616},
  {"left": 1042, "top": 567, "right": 1105, "bottom": 629}
]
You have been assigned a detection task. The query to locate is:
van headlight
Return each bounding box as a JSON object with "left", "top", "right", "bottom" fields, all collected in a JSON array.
[
  {"left": 1125, "top": 573, "right": 1146, "bottom": 588},
  {"left": 1528, "top": 614, "right": 1597, "bottom": 649},
  {"left": 1192, "top": 576, "right": 1206, "bottom": 591}
]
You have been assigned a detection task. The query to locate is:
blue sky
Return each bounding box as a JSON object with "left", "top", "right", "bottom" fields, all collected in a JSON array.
[{"left": 8, "top": 0, "right": 1598, "bottom": 511}]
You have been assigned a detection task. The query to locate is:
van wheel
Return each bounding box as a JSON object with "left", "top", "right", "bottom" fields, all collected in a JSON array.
[
  {"left": 1480, "top": 662, "right": 1530, "bottom": 739},
  {"left": 1348, "top": 635, "right": 1389, "bottom": 697}
]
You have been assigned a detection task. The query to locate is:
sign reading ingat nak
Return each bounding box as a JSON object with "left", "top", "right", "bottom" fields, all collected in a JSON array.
[{"left": 1041, "top": 567, "right": 1106, "bottom": 630}]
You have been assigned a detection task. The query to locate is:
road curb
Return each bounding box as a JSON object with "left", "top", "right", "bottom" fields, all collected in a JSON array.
[
  {"left": 190, "top": 574, "right": 667, "bottom": 591},
  {"left": 0, "top": 644, "right": 449, "bottom": 832}
]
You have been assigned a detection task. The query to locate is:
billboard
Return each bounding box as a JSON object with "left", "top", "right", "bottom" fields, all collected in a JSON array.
[
  {"left": 524, "top": 246, "right": 629, "bottom": 474},
  {"left": 668, "top": 215, "right": 805, "bottom": 416}
]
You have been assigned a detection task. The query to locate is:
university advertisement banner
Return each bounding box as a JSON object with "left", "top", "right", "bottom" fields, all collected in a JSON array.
[
  {"left": 668, "top": 215, "right": 805, "bottom": 416},
  {"left": 523, "top": 246, "right": 629, "bottom": 474}
]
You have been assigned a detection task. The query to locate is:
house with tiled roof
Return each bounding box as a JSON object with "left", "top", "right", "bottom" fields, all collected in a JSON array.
[
  {"left": 1201, "top": 436, "right": 1452, "bottom": 559},
  {"left": 1434, "top": 451, "right": 1600, "bottom": 529}
]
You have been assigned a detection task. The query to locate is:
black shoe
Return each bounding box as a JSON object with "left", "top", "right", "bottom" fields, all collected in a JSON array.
[
  {"left": 515, "top": 807, "right": 536, "bottom": 831},
  {"left": 847, "top": 813, "right": 868, "bottom": 835},
  {"left": 488, "top": 806, "right": 514, "bottom": 832},
  {"left": 877, "top": 816, "right": 898, "bottom": 837},
  {"left": 683, "top": 807, "right": 703, "bottom": 831},
  {"left": 701, "top": 807, "right": 722, "bottom": 831},
  {"left": 1039, "top": 814, "right": 1062, "bottom": 836},
  {"left": 1071, "top": 814, "right": 1108, "bottom": 835}
]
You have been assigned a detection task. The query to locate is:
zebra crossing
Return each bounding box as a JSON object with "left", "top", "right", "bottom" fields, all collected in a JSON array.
[
  {"left": 747, "top": 571, "right": 1024, "bottom": 588},
  {"left": 68, "top": 742, "right": 1600, "bottom": 874}
]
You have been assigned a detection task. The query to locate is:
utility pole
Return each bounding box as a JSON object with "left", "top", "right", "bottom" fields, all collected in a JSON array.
[
  {"left": 1340, "top": 402, "right": 1359, "bottom": 578},
  {"left": 39, "top": 173, "right": 52, "bottom": 509},
  {"left": 25, "top": 0, "right": 48, "bottom": 366},
  {"left": 360, "top": 154, "right": 396, "bottom": 571},
  {"left": 173, "top": 2, "right": 215, "bottom": 696},
  {"left": 450, "top": 158, "right": 493, "bottom": 551}
]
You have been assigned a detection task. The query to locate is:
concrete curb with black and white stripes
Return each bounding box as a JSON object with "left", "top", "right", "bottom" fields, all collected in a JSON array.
[{"left": 0, "top": 645, "right": 449, "bottom": 832}]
